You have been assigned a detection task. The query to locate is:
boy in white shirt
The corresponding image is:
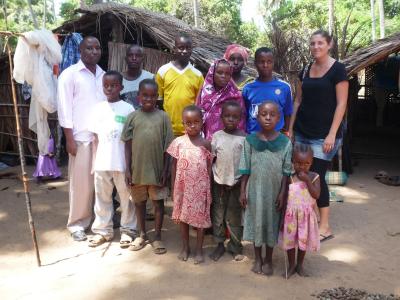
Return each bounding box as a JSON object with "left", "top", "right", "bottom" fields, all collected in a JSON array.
[{"left": 88, "top": 71, "right": 137, "bottom": 248}]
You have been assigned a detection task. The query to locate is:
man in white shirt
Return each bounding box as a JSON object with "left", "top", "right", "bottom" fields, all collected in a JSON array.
[{"left": 58, "top": 36, "right": 105, "bottom": 241}]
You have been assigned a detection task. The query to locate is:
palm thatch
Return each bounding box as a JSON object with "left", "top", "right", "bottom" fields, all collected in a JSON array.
[
  {"left": 342, "top": 32, "right": 400, "bottom": 76},
  {"left": 54, "top": 2, "right": 256, "bottom": 75}
]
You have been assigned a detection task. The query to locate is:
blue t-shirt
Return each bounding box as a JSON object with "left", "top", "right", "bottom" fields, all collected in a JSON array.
[{"left": 242, "top": 78, "right": 293, "bottom": 133}]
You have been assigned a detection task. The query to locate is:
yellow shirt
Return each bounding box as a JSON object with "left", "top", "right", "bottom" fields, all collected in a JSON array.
[{"left": 155, "top": 62, "right": 204, "bottom": 136}]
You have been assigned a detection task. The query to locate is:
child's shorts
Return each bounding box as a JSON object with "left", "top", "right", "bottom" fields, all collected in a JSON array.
[{"left": 131, "top": 185, "right": 169, "bottom": 203}]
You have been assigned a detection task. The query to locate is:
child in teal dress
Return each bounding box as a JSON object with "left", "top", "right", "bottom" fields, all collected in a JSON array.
[{"left": 239, "top": 101, "right": 292, "bottom": 276}]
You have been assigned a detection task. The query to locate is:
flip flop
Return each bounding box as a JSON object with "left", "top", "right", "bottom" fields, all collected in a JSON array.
[
  {"left": 320, "top": 233, "right": 334, "bottom": 242},
  {"left": 378, "top": 176, "right": 400, "bottom": 186},
  {"left": 374, "top": 171, "right": 389, "bottom": 180},
  {"left": 129, "top": 236, "right": 146, "bottom": 251},
  {"left": 88, "top": 234, "right": 107, "bottom": 247},
  {"left": 152, "top": 240, "right": 167, "bottom": 255},
  {"left": 120, "top": 233, "right": 133, "bottom": 249}
]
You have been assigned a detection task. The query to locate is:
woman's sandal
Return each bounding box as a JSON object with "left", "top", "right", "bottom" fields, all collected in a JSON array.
[
  {"left": 120, "top": 233, "right": 133, "bottom": 249},
  {"left": 152, "top": 240, "right": 167, "bottom": 255},
  {"left": 88, "top": 234, "right": 107, "bottom": 248},
  {"left": 129, "top": 236, "right": 146, "bottom": 251}
]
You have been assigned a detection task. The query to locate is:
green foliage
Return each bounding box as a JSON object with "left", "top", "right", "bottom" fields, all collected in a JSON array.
[
  {"left": 59, "top": 0, "right": 80, "bottom": 21},
  {"left": 265, "top": 0, "right": 400, "bottom": 57},
  {"left": 131, "top": 0, "right": 257, "bottom": 49},
  {"left": 0, "top": 0, "right": 58, "bottom": 32}
]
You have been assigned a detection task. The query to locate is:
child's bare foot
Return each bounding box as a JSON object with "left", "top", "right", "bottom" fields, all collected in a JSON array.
[
  {"left": 177, "top": 247, "right": 190, "bottom": 261},
  {"left": 209, "top": 243, "right": 225, "bottom": 261},
  {"left": 262, "top": 262, "right": 273, "bottom": 276},
  {"left": 296, "top": 265, "right": 309, "bottom": 277},
  {"left": 194, "top": 253, "right": 204, "bottom": 265},
  {"left": 283, "top": 265, "right": 297, "bottom": 279},
  {"left": 251, "top": 260, "right": 263, "bottom": 274}
]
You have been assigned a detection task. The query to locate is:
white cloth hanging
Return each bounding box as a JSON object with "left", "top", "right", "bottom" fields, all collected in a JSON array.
[{"left": 13, "top": 29, "right": 61, "bottom": 155}]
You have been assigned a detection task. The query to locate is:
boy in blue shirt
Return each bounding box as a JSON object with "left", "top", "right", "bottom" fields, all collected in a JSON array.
[{"left": 242, "top": 47, "right": 293, "bottom": 134}]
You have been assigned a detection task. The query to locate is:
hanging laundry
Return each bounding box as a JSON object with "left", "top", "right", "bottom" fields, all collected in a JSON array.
[
  {"left": 13, "top": 29, "right": 62, "bottom": 155},
  {"left": 60, "top": 32, "right": 83, "bottom": 74}
]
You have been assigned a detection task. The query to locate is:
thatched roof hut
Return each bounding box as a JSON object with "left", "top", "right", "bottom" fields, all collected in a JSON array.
[
  {"left": 342, "top": 32, "right": 400, "bottom": 76},
  {"left": 54, "top": 2, "right": 255, "bottom": 75}
]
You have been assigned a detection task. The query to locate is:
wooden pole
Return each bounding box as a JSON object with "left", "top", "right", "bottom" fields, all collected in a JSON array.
[{"left": 6, "top": 39, "right": 41, "bottom": 267}]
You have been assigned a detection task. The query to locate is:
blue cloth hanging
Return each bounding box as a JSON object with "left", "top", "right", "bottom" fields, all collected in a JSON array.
[{"left": 59, "top": 33, "right": 83, "bottom": 74}]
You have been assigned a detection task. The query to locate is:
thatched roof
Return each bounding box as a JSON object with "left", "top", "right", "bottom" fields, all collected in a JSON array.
[
  {"left": 342, "top": 32, "right": 400, "bottom": 76},
  {"left": 54, "top": 2, "right": 255, "bottom": 75}
]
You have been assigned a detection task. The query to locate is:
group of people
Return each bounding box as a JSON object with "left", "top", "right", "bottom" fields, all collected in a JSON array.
[{"left": 56, "top": 29, "right": 348, "bottom": 276}]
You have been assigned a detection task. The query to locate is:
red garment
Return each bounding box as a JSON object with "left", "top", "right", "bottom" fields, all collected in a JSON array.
[{"left": 223, "top": 44, "right": 250, "bottom": 65}]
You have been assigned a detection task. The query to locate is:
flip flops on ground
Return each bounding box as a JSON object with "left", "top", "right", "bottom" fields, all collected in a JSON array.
[
  {"left": 152, "top": 240, "right": 167, "bottom": 255},
  {"left": 374, "top": 170, "right": 389, "bottom": 179},
  {"left": 88, "top": 234, "right": 108, "bottom": 247},
  {"left": 378, "top": 175, "right": 400, "bottom": 186},
  {"left": 374, "top": 171, "right": 400, "bottom": 186},
  {"left": 129, "top": 236, "right": 146, "bottom": 251},
  {"left": 119, "top": 233, "right": 133, "bottom": 249},
  {"left": 320, "top": 233, "right": 334, "bottom": 242}
]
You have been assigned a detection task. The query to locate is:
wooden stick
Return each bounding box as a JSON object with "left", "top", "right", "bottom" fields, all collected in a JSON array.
[
  {"left": 6, "top": 41, "right": 41, "bottom": 267},
  {"left": 0, "top": 151, "right": 38, "bottom": 158},
  {"left": 0, "top": 131, "right": 38, "bottom": 142}
]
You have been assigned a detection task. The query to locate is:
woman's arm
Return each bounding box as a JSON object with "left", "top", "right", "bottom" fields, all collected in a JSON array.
[
  {"left": 288, "top": 80, "right": 302, "bottom": 140},
  {"left": 323, "top": 80, "right": 349, "bottom": 153}
]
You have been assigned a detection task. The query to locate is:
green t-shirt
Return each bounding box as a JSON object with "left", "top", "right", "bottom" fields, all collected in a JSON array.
[{"left": 121, "top": 109, "right": 173, "bottom": 185}]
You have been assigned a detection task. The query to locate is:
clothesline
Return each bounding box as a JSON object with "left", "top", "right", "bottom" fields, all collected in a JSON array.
[{"left": 0, "top": 30, "right": 71, "bottom": 38}]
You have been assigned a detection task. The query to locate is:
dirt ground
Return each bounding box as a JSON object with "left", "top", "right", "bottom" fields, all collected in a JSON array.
[{"left": 1, "top": 159, "right": 399, "bottom": 300}]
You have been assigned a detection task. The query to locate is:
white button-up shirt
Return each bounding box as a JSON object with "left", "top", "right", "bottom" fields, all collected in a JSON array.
[{"left": 57, "top": 60, "right": 105, "bottom": 142}]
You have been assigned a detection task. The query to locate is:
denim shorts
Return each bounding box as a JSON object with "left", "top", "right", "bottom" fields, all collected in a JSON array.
[{"left": 294, "top": 133, "right": 342, "bottom": 161}]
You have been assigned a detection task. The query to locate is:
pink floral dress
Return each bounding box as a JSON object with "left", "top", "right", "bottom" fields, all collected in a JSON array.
[
  {"left": 279, "top": 176, "right": 320, "bottom": 252},
  {"left": 167, "top": 135, "right": 213, "bottom": 228}
]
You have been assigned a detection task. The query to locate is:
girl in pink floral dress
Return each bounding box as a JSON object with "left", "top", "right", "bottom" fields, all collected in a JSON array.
[
  {"left": 167, "top": 105, "right": 213, "bottom": 265},
  {"left": 279, "top": 143, "right": 320, "bottom": 278}
]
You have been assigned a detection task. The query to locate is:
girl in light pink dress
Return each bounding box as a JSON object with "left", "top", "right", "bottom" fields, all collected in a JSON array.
[
  {"left": 279, "top": 143, "right": 320, "bottom": 278},
  {"left": 167, "top": 105, "right": 213, "bottom": 265}
]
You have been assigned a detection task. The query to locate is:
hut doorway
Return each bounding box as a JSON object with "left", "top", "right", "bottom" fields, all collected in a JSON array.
[{"left": 349, "top": 54, "right": 400, "bottom": 174}]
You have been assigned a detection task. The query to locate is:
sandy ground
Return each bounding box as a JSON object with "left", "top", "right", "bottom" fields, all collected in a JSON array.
[{"left": 0, "top": 159, "right": 399, "bottom": 300}]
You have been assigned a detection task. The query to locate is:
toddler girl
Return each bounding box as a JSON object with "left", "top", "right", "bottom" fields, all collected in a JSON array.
[
  {"left": 167, "top": 105, "right": 213, "bottom": 264},
  {"left": 239, "top": 101, "right": 292, "bottom": 275},
  {"left": 279, "top": 143, "right": 320, "bottom": 278}
]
